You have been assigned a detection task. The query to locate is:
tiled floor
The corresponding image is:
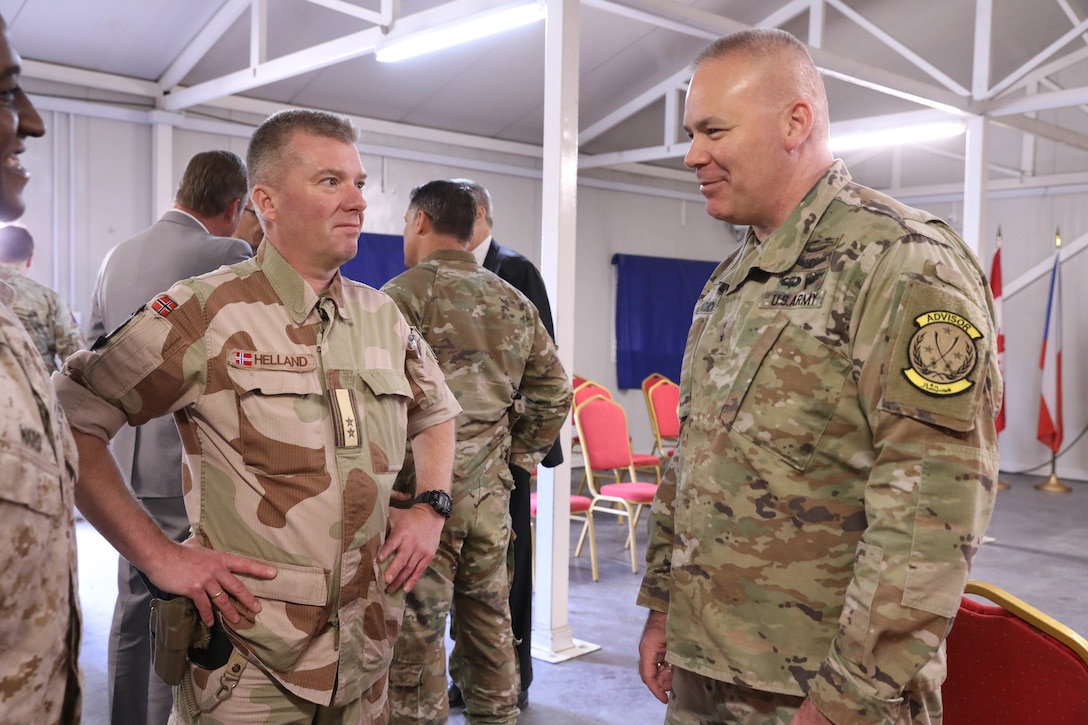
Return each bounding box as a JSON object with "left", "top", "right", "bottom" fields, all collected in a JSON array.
[{"left": 76, "top": 472, "right": 1087, "bottom": 723}]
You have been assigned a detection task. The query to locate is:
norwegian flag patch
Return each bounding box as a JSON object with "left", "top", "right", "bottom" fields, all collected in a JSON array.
[
  {"left": 232, "top": 350, "right": 255, "bottom": 367},
  {"left": 151, "top": 295, "right": 178, "bottom": 317}
]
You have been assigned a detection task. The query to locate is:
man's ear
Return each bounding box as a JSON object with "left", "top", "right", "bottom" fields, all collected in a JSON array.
[
  {"left": 253, "top": 186, "right": 274, "bottom": 222},
  {"left": 413, "top": 208, "right": 431, "bottom": 235},
  {"left": 784, "top": 99, "right": 814, "bottom": 152}
]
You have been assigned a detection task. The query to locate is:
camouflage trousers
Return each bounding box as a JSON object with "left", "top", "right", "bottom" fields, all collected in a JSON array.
[
  {"left": 666, "top": 668, "right": 941, "bottom": 725},
  {"left": 389, "top": 475, "right": 519, "bottom": 725},
  {"left": 167, "top": 650, "right": 389, "bottom": 724}
]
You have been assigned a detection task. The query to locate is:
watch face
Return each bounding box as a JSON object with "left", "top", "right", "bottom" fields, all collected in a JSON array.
[{"left": 418, "top": 490, "right": 452, "bottom": 518}]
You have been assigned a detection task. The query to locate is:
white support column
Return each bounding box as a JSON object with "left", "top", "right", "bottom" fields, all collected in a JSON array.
[
  {"left": 962, "top": 0, "right": 992, "bottom": 257},
  {"left": 151, "top": 121, "right": 174, "bottom": 219},
  {"left": 962, "top": 115, "right": 989, "bottom": 256},
  {"left": 533, "top": 0, "right": 599, "bottom": 664}
]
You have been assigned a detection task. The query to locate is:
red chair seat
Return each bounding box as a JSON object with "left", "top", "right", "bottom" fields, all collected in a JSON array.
[
  {"left": 529, "top": 493, "right": 593, "bottom": 516},
  {"left": 632, "top": 453, "right": 660, "bottom": 467},
  {"left": 599, "top": 481, "right": 657, "bottom": 503}
]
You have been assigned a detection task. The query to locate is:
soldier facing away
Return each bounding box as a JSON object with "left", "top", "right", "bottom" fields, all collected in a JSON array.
[
  {"left": 382, "top": 179, "right": 572, "bottom": 725},
  {"left": 0, "top": 224, "right": 85, "bottom": 373}
]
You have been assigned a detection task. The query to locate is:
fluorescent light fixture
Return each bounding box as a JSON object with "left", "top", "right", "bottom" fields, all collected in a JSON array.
[
  {"left": 830, "top": 120, "right": 966, "bottom": 152},
  {"left": 376, "top": 3, "right": 545, "bottom": 63}
]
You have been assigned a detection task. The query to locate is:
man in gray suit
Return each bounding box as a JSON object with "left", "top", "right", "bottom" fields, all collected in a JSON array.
[{"left": 87, "top": 149, "right": 254, "bottom": 725}]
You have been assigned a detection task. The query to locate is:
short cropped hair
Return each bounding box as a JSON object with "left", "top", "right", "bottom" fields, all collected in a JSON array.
[
  {"left": 450, "top": 178, "right": 493, "bottom": 228},
  {"left": 247, "top": 109, "right": 358, "bottom": 190},
  {"left": 174, "top": 150, "right": 248, "bottom": 217},
  {"left": 0, "top": 224, "right": 34, "bottom": 264},
  {"left": 408, "top": 180, "right": 478, "bottom": 245}
]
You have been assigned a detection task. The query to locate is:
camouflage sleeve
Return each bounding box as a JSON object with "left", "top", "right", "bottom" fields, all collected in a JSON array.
[
  {"left": 51, "top": 294, "right": 86, "bottom": 364},
  {"left": 508, "top": 311, "right": 572, "bottom": 472},
  {"left": 808, "top": 234, "right": 1001, "bottom": 724},
  {"left": 56, "top": 283, "right": 209, "bottom": 440},
  {"left": 636, "top": 445, "right": 679, "bottom": 613}
]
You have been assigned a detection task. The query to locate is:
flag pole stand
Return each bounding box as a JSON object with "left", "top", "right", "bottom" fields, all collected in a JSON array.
[{"left": 1035, "top": 454, "right": 1071, "bottom": 493}]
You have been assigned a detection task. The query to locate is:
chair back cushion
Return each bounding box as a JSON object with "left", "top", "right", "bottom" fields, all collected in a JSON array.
[
  {"left": 575, "top": 396, "right": 634, "bottom": 470},
  {"left": 944, "top": 596, "right": 1088, "bottom": 724},
  {"left": 649, "top": 380, "right": 680, "bottom": 439}
]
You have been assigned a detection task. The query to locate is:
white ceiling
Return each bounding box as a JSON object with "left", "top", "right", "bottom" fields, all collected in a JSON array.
[{"left": 8, "top": 0, "right": 1088, "bottom": 199}]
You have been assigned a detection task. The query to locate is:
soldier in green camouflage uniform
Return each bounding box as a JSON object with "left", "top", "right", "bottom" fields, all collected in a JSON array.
[
  {"left": 0, "top": 15, "right": 82, "bottom": 724},
  {"left": 382, "top": 180, "right": 572, "bottom": 725},
  {"left": 56, "top": 110, "right": 460, "bottom": 724},
  {"left": 0, "top": 225, "right": 86, "bottom": 372},
  {"left": 637, "top": 30, "right": 1001, "bottom": 725}
]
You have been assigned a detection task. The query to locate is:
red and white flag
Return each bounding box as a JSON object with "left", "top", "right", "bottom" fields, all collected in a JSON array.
[
  {"left": 989, "top": 242, "right": 1005, "bottom": 434},
  {"left": 1037, "top": 248, "right": 1063, "bottom": 453}
]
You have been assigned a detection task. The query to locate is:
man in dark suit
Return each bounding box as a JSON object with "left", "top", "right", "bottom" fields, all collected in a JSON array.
[
  {"left": 448, "top": 179, "right": 564, "bottom": 711},
  {"left": 87, "top": 150, "right": 254, "bottom": 725}
]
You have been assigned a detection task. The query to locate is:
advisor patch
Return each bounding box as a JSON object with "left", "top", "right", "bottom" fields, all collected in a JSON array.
[{"left": 902, "top": 310, "right": 981, "bottom": 396}]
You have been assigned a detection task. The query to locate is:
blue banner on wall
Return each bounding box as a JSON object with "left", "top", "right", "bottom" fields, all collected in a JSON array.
[
  {"left": 611, "top": 253, "right": 718, "bottom": 390},
  {"left": 340, "top": 232, "right": 406, "bottom": 289}
]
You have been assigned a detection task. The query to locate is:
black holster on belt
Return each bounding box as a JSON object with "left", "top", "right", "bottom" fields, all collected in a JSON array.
[{"left": 142, "top": 573, "right": 235, "bottom": 685}]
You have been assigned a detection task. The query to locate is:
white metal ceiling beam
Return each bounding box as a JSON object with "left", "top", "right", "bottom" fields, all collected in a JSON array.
[
  {"left": 983, "top": 83, "right": 1088, "bottom": 116},
  {"left": 159, "top": 0, "right": 252, "bottom": 92},
  {"left": 250, "top": 0, "right": 268, "bottom": 67},
  {"left": 23, "top": 59, "right": 160, "bottom": 97},
  {"left": 579, "top": 67, "right": 689, "bottom": 144},
  {"left": 993, "top": 114, "right": 1088, "bottom": 151},
  {"left": 984, "top": 15, "right": 1088, "bottom": 100},
  {"left": 823, "top": 0, "right": 969, "bottom": 95},
  {"left": 299, "top": 0, "right": 392, "bottom": 25},
  {"left": 159, "top": 0, "right": 526, "bottom": 112},
  {"left": 580, "top": 0, "right": 968, "bottom": 164}
]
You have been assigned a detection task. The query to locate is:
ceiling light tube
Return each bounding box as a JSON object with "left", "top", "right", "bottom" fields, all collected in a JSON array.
[
  {"left": 830, "top": 120, "right": 967, "bottom": 152},
  {"left": 375, "top": 2, "right": 545, "bottom": 63}
]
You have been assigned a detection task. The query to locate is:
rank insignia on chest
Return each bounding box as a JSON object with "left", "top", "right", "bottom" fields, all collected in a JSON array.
[
  {"left": 902, "top": 310, "right": 981, "bottom": 396},
  {"left": 151, "top": 295, "right": 178, "bottom": 317}
]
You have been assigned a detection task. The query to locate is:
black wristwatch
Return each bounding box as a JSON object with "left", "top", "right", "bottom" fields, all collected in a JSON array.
[{"left": 414, "top": 490, "right": 453, "bottom": 519}]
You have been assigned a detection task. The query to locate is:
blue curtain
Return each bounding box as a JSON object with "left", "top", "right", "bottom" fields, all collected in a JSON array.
[
  {"left": 340, "top": 232, "right": 407, "bottom": 289},
  {"left": 612, "top": 253, "right": 718, "bottom": 390}
]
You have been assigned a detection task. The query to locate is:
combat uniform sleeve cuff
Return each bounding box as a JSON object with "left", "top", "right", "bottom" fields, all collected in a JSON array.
[
  {"left": 406, "top": 395, "right": 461, "bottom": 439},
  {"left": 636, "top": 577, "right": 670, "bottom": 612},
  {"left": 808, "top": 657, "right": 904, "bottom": 725},
  {"left": 509, "top": 451, "right": 541, "bottom": 472},
  {"left": 51, "top": 371, "right": 128, "bottom": 442}
]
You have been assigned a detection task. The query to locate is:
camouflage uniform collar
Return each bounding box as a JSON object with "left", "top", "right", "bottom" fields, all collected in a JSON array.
[
  {"left": 755, "top": 159, "right": 852, "bottom": 275},
  {"left": 423, "top": 248, "right": 476, "bottom": 264},
  {"left": 256, "top": 241, "right": 350, "bottom": 325}
]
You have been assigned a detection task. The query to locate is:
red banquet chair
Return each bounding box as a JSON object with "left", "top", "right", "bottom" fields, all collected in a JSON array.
[
  {"left": 573, "top": 394, "right": 659, "bottom": 573},
  {"left": 529, "top": 491, "right": 598, "bottom": 582},
  {"left": 645, "top": 378, "right": 680, "bottom": 459},
  {"left": 943, "top": 580, "right": 1088, "bottom": 724}
]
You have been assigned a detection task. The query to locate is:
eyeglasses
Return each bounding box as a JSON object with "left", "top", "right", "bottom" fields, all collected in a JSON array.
[{"left": 244, "top": 207, "right": 257, "bottom": 216}]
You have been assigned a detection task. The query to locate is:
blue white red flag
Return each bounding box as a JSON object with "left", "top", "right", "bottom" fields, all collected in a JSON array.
[{"left": 1037, "top": 249, "right": 1063, "bottom": 453}]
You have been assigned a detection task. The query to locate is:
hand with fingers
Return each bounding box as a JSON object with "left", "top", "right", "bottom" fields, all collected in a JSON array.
[
  {"left": 380, "top": 504, "right": 445, "bottom": 594},
  {"left": 144, "top": 538, "right": 278, "bottom": 627}
]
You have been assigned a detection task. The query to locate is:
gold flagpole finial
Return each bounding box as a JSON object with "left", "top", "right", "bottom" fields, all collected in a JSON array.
[{"left": 1055, "top": 227, "right": 1062, "bottom": 248}]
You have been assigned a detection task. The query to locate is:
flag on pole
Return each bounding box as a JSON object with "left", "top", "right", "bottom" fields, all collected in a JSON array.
[
  {"left": 990, "top": 232, "right": 1005, "bottom": 434},
  {"left": 1037, "top": 234, "right": 1063, "bottom": 453}
]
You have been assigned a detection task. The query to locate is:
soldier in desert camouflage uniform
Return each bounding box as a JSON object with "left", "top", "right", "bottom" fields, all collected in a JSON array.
[
  {"left": 382, "top": 180, "right": 571, "bottom": 725},
  {"left": 0, "top": 14, "right": 82, "bottom": 725},
  {"left": 0, "top": 225, "right": 85, "bottom": 372},
  {"left": 636, "top": 30, "right": 1001, "bottom": 725},
  {"left": 56, "top": 109, "right": 460, "bottom": 725}
]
